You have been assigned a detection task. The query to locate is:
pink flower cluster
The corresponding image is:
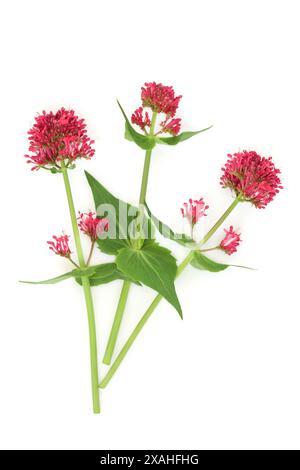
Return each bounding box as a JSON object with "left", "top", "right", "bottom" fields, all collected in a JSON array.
[
  {"left": 78, "top": 211, "right": 108, "bottom": 241},
  {"left": 25, "top": 108, "right": 95, "bottom": 171},
  {"left": 181, "top": 198, "right": 209, "bottom": 226},
  {"left": 47, "top": 234, "right": 71, "bottom": 258},
  {"left": 141, "top": 82, "right": 182, "bottom": 116},
  {"left": 131, "top": 107, "right": 151, "bottom": 130},
  {"left": 220, "top": 226, "right": 241, "bottom": 255},
  {"left": 131, "top": 82, "right": 182, "bottom": 136},
  {"left": 48, "top": 212, "right": 108, "bottom": 259},
  {"left": 220, "top": 150, "right": 283, "bottom": 208}
]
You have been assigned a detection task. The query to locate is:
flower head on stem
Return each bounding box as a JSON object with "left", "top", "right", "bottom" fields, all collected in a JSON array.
[
  {"left": 141, "top": 82, "right": 182, "bottom": 116},
  {"left": 25, "top": 108, "right": 95, "bottom": 171},
  {"left": 159, "top": 117, "right": 181, "bottom": 136},
  {"left": 181, "top": 198, "right": 209, "bottom": 227},
  {"left": 78, "top": 211, "right": 108, "bottom": 241},
  {"left": 131, "top": 82, "right": 182, "bottom": 136},
  {"left": 131, "top": 107, "right": 151, "bottom": 131},
  {"left": 219, "top": 226, "right": 241, "bottom": 255},
  {"left": 47, "top": 233, "right": 71, "bottom": 258},
  {"left": 220, "top": 150, "right": 283, "bottom": 208}
]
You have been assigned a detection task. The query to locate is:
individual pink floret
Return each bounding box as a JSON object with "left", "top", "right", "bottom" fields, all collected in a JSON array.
[{"left": 181, "top": 198, "right": 209, "bottom": 226}]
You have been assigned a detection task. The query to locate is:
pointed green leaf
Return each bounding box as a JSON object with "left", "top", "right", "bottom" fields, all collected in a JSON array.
[
  {"left": 20, "top": 263, "right": 138, "bottom": 287},
  {"left": 145, "top": 203, "right": 194, "bottom": 247},
  {"left": 116, "top": 240, "right": 182, "bottom": 317},
  {"left": 191, "top": 252, "right": 228, "bottom": 272},
  {"left": 85, "top": 171, "right": 137, "bottom": 254},
  {"left": 117, "top": 101, "right": 156, "bottom": 150},
  {"left": 19, "top": 266, "right": 97, "bottom": 285},
  {"left": 191, "top": 251, "right": 254, "bottom": 272},
  {"left": 85, "top": 171, "right": 155, "bottom": 254},
  {"left": 156, "top": 126, "right": 213, "bottom": 146},
  {"left": 75, "top": 263, "right": 140, "bottom": 286}
]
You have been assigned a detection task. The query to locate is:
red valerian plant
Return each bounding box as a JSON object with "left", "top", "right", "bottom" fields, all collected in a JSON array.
[{"left": 21, "top": 82, "right": 283, "bottom": 414}]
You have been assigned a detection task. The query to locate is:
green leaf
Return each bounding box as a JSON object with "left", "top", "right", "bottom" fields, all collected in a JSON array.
[
  {"left": 156, "top": 126, "right": 213, "bottom": 146},
  {"left": 145, "top": 203, "right": 194, "bottom": 247},
  {"left": 75, "top": 263, "right": 140, "bottom": 286},
  {"left": 85, "top": 171, "right": 155, "bottom": 254},
  {"left": 191, "top": 251, "right": 254, "bottom": 272},
  {"left": 85, "top": 171, "right": 136, "bottom": 254},
  {"left": 19, "top": 266, "right": 97, "bottom": 285},
  {"left": 117, "top": 101, "right": 156, "bottom": 150},
  {"left": 116, "top": 240, "right": 182, "bottom": 317},
  {"left": 20, "top": 263, "right": 137, "bottom": 287}
]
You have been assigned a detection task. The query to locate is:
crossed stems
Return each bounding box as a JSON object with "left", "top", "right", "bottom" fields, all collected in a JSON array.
[
  {"left": 60, "top": 127, "right": 241, "bottom": 401},
  {"left": 99, "top": 195, "right": 242, "bottom": 388}
]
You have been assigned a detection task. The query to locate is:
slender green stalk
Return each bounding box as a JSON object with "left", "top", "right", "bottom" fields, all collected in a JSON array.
[
  {"left": 100, "top": 294, "right": 162, "bottom": 388},
  {"left": 200, "top": 246, "right": 220, "bottom": 253},
  {"left": 86, "top": 241, "right": 95, "bottom": 266},
  {"left": 198, "top": 196, "right": 241, "bottom": 247},
  {"left": 99, "top": 197, "right": 241, "bottom": 388},
  {"left": 61, "top": 161, "right": 100, "bottom": 414},
  {"left": 103, "top": 280, "right": 131, "bottom": 365},
  {"left": 139, "top": 112, "right": 157, "bottom": 206},
  {"left": 102, "top": 112, "right": 158, "bottom": 365}
]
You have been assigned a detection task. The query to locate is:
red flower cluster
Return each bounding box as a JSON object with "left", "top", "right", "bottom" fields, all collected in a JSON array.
[
  {"left": 131, "top": 107, "right": 151, "bottom": 130},
  {"left": 141, "top": 82, "right": 182, "bottom": 117},
  {"left": 25, "top": 108, "right": 95, "bottom": 171},
  {"left": 78, "top": 211, "right": 108, "bottom": 241},
  {"left": 160, "top": 118, "right": 181, "bottom": 136},
  {"left": 47, "top": 234, "right": 71, "bottom": 258},
  {"left": 131, "top": 82, "right": 182, "bottom": 136},
  {"left": 181, "top": 198, "right": 209, "bottom": 226},
  {"left": 220, "top": 226, "right": 241, "bottom": 255},
  {"left": 220, "top": 150, "right": 283, "bottom": 208}
]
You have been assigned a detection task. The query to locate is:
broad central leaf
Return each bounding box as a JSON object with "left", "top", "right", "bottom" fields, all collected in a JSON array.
[
  {"left": 85, "top": 171, "right": 155, "bottom": 254},
  {"left": 116, "top": 240, "right": 182, "bottom": 317}
]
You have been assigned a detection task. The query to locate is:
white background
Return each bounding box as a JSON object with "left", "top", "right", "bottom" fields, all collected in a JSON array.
[{"left": 0, "top": 0, "right": 299, "bottom": 450}]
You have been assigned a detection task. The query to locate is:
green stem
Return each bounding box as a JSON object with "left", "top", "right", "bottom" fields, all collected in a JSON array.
[
  {"left": 86, "top": 241, "right": 95, "bottom": 266},
  {"left": 102, "top": 112, "right": 158, "bottom": 365},
  {"left": 99, "top": 252, "right": 194, "bottom": 389},
  {"left": 139, "top": 112, "right": 157, "bottom": 207},
  {"left": 103, "top": 280, "right": 131, "bottom": 365},
  {"left": 61, "top": 161, "right": 100, "bottom": 414},
  {"left": 198, "top": 196, "right": 241, "bottom": 247},
  {"left": 200, "top": 246, "right": 220, "bottom": 253},
  {"left": 99, "top": 198, "right": 241, "bottom": 389},
  {"left": 69, "top": 258, "right": 80, "bottom": 269},
  {"left": 100, "top": 294, "right": 162, "bottom": 388}
]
